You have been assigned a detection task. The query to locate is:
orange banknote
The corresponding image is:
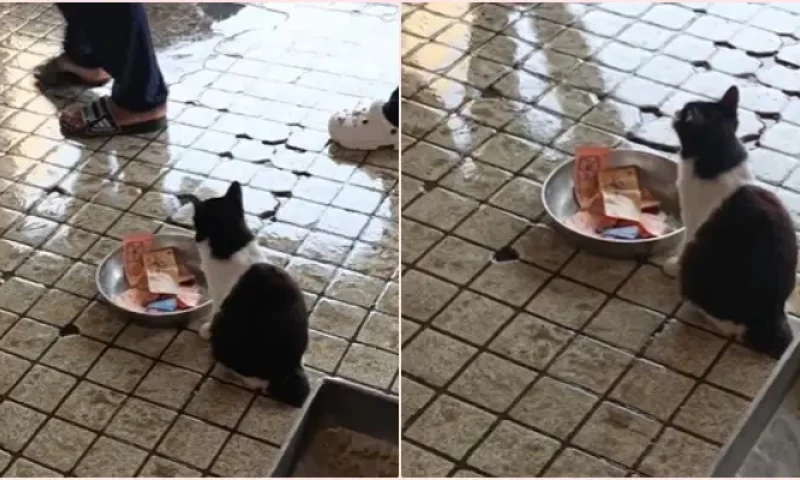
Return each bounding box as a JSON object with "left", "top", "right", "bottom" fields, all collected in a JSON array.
[
  {"left": 177, "top": 285, "right": 202, "bottom": 309},
  {"left": 638, "top": 212, "right": 670, "bottom": 238},
  {"left": 598, "top": 166, "right": 642, "bottom": 222},
  {"left": 142, "top": 248, "right": 181, "bottom": 295},
  {"left": 122, "top": 233, "right": 152, "bottom": 289},
  {"left": 573, "top": 146, "right": 611, "bottom": 210}
]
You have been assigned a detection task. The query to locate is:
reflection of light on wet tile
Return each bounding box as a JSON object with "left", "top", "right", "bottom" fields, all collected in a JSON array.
[
  {"left": 317, "top": 207, "right": 370, "bottom": 239},
  {"left": 11, "top": 135, "right": 60, "bottom": 160},
  {"left": 333, "top": 185, "right": 383, "bottom": 214},
  {"left": 276, "top": 198, "right": 327, "bottom": 228},
  {"left": 406, "top": 42, "right": 464, "bottom": 73},
  {"left": 22, "top": 163, "right": 70, "bottom": 190},
  {"left": 348, "top": 169, "right": 391, "bottom": 194}
]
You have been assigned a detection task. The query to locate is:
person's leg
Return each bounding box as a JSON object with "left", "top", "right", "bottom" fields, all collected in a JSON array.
[
  {"left": 57, "top": 4, "right": 100, "bottom": 69},
  {"left": 34, "top": 4, "right": 110, "bottom": 86},
  {"left": 328, "top": 87, "right": 398, "bottom": 151},
  {"left": 85, "top": 3, "right": 168, "bottom": 112},
  {"left": 59, "top": 3, "right": 168, "bottom": 135}
]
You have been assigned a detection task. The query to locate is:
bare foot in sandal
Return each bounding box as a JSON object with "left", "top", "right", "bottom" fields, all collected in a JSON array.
[
  {"left": 55, "top": 55, "right": 110, "bottom": 84},
  {"left": 35, "top": 54, "right": 111, "bottom": 87},
  {"left": 60, "top": 96, "right": 167, "bottom": 138},
  {"left": 61, "top": 98, "right": 166, "bottom": 130}
]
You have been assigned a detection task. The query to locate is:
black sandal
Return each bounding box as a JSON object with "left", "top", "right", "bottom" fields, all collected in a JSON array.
[
  {"left": 34, "top": 57, "right": 110, "bottom": 89},
  {"left": 60, "top": 96, "right": 167, "bottom": 139}
]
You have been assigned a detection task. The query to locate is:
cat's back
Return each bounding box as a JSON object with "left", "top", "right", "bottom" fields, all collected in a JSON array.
[
  {"left": 694, "top": 184, "right": 796, "bottom": 252},
  {"left": 210, "top": 261, "right": 309, "bottom": 387},
  {"left": 212, "top": 262, "right": 308, "bottom": 361},
  {"left": 226, "top": 262, "right": 306, "bottom": 312},
  {"left": 681, "top": 183, "right": 797, "bottom": 320}
]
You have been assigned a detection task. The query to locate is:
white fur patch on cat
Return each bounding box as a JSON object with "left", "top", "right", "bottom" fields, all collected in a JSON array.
[
  {"left": 689, "top": 301, "right": 746, "bottom": 340},
  {"left": 678, "top": 158, "right": 754, "bottom": 242},
  {"left": 664, "top": 158, "right": 754, "bottom": 277},
  {"left": 198, "top": 239, "right": 265, "bottom": 312},
  {"left": 197, "top": 239, "right": 265, "bottom": 323},
  {"left": 215, "top": 363, "right": 270, "bottom": 390},
  {"left": 197, "top": 239, "right": 275, "bottom": 389}
]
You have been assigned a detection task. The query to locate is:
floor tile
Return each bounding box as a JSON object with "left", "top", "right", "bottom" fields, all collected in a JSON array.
[
  {"left": 9, "top": 364, "right": 76, "bottom": 412},
  {"left": 467, "top": 420, "right": 560, "bottom": 476},
  {"left": 402, "top": 441, "right": 455, "bottom": 477},
  {"left": 543, "top": 448, "right": 626, "bottom": 477},
  {"left": 489, "top": 313, "right": 573, "bottom": 370},
  {"left": 548, "top": 336, "right": 634, "bottom": 394},
  {"left": 510, "top": 376, "right": 597, "bottom": 439},
  {"left": 572, "top": 402, "right": 660, "bottom": 467},
  {"left": 609, "top": 358, "right": 694, "bottom": 421},
  {"left": 584, "top": 299, "right": 665, "bottom": 353},
  {"left": 672, "top": 384, "right": 750, "bottom": 443},
  {"left": 639, "top": 427, "right": 719, "bottom": 477},
  {"left": 403, "top": 328, "right": 477, "bottom": 387},
  {"left": 406, "top": 394, "right": 496, "bottom": 460},
  {"left": 448, "top": 352, "right": 537, "bottom": 412},
  {"left": 0, "top": 400, "right": 46, "bottom": 453},
  {"left": 23, "top": 417, "right": 97, "bottom": 472},
  {"left": 432, "top": 290, "right": 514, "bottom": 345},
  {"left": 74, "top": 436, "right": 148, "bottom": 477},
  {"left": 156, "top": 415, "right": 229, "bottom": 470},
  {"left": 211, "top": 433, "right": 278, "bottom": 477}
]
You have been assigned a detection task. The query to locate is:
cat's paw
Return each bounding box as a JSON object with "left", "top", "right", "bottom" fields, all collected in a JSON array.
[
  {"left": 240, "top": 375, "right": 268, "bottom": 391},
  {"left": 199, "top": 322, "right": 211, "bottom": 340},
  {"left": 663, "top": 256, "right": 680, "bottom": 278}
]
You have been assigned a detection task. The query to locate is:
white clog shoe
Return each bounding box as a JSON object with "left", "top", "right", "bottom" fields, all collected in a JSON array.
[{"left": 328, "top": 100, "right": 397, "bottom": 151}]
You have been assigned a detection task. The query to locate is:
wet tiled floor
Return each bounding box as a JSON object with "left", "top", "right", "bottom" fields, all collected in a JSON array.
[
  {"left": 400, "top": 2, "right": 800, "bottom": 477},
  {"left": 0, "top": 2, "right": 398, "bottom": 477}
]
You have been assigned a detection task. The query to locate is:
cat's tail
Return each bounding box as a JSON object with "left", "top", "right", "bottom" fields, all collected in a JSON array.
[
  {"left": 267, "top": 366, "right": 311, "bottom": 408},
  {"left": 745, "top": 310, "right": 793, "bottom": 360}
]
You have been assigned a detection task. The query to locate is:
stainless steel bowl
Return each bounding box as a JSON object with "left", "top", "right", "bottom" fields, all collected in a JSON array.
[
  {"left": 95, "top": 233, "right": 213, "bottom": 328},
  {"left": 541, "top": 148, "right": 685, "bottom": 260}
]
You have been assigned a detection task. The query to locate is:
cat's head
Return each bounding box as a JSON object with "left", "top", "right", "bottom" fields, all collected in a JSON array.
[
  {"left": 182, "top": 181, "right": 253, "bottom": 258},
  {"left": 672, "top": 86, "right": 747, "bottom": 178},
  {"left": 672, "top": 86, "right": 739, "bottom": 154}
]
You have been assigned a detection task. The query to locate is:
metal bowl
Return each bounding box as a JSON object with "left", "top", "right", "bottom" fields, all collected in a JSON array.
[
  {"left": 95, "top": 233, "right": 213, "bottom": 328},
  {"left": 541, "top": 148, "right": 685, "bottom": 260}
]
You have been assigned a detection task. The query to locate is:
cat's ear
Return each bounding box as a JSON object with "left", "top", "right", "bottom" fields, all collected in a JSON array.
[
  {"left": 719, "top": 86, "right": 739, "bottom": 117},
  {"left": 224, "top": 181, "right": 243, "bottom": 207}
]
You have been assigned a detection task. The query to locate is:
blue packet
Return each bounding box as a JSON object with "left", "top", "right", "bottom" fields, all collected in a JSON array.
[
  {"left": 147, "top": 298, "right": 178, "bottom": 312},
  {"left": 602, "top": 226, "right": 640, "bottom": 240}
]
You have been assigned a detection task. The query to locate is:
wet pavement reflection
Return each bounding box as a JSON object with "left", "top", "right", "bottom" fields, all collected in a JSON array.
[
  {"left": 0, "top": 2, "right": 397, "bottom": 477},
  {"left": 401, "top": 2, "right": 798, "bottom": 477}
]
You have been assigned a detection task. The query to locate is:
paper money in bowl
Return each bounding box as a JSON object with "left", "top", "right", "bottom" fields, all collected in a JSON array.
[
  {"left": 541, "top": 148, "right": 685, "bottom": 260},
  {"left": 96, "top": 233, "right": 212, "bottom": 327}
]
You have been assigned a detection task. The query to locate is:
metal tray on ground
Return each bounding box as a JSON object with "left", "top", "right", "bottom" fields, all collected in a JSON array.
[
  {"left": 269, "top": 376, "right": 399, "bottom": 477},
  {"left": 711, "top": 335, "right": 800, "bottom": 476}
]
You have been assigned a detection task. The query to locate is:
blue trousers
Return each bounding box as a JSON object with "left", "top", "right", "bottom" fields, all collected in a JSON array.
[{"left": 57, "top": 3, "right": 168, "bottom": 112}]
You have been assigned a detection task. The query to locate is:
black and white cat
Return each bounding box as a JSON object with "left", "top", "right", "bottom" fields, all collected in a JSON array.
[
  {"left": 664, "top": 85, "right": 797, "bottom": 358},
  {"left": 186, "top": 181, "right": 311, "bottom": 406}
]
